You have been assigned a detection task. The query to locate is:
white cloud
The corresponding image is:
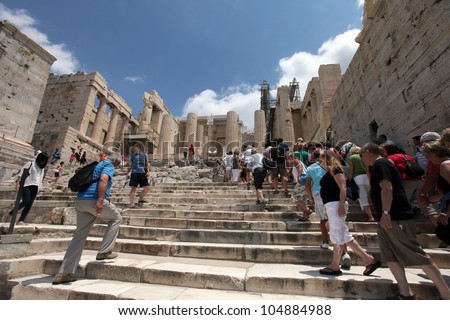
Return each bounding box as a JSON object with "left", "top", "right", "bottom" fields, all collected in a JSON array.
[
  {"left": 277, "top": 28, "right": 361, "bottom": 98},
  {"left": 125, "top": 76, "right": 145, "bottom": 82},
  {"left": 182, "top": 84, "right": 260, "bottom": 131},
  {"left": 357, "top": 0, "right": 365, "bottom": 8},
  {"left": 184, "top": 28, "right": 361, "bottom": 131},
  {"left": 0, "top": 3, "right": 79, "bottom": 74}
]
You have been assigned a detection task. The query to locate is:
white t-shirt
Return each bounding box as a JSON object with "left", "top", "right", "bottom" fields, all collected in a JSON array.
[
  {"left": 19, "top": 161, "right": 45, "bottom": 188},
  {"left": 223, "top": 155, "right": 232, "bottom": 169}
]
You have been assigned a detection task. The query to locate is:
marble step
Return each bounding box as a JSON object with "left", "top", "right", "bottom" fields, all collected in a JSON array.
[
  {"left": 1, "top": 228, "right": 447, "bottom": 267},
  {"left": 3, "top": 251, "right": 449, "bottom": 300}
]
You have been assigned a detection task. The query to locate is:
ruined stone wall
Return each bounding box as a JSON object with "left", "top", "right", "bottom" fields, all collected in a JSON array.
[
  {"left": 0, "top": 21, "right": 56, "bottom": 180},
  {"left": 330, "top": 0, "right": 450, "bottom": 151},
  {"left": 32, "top": 73, "right": 95, "bottom": 154},
  {"left": 32, "top": 71, "right": 135, "bottom": 163},
  {"left": 295, "top": 65, "right": 342, "bottom": 144},
  {"left": 0, "top": 21, "right": 56, "bottom": 143}
]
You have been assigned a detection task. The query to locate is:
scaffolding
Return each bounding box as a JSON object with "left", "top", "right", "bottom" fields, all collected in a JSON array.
[
  {"left": 289, "top": 78, "right": 301, "bottom": 102},
  {"left": 260, "top": 80, "right": 276, "bottom": 143}
]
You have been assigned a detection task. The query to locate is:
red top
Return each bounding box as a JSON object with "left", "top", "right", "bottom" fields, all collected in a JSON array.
[{"left": 387, "top": 153, "right": 422, "bottom": 180}]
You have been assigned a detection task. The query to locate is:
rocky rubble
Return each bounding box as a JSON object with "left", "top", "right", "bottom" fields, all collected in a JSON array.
[{"left": 44, "top": 163, "right": 222, "bottom": 192}]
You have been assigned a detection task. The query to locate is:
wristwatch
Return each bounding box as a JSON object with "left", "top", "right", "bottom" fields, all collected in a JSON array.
[{"left": 382, "top": 210, "right": 390, "bottom": 215}]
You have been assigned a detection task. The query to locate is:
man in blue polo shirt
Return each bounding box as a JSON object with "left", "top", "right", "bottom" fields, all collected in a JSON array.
[
  {"left": 126, "top": 144, "right": 151, "bottom": 208},
  {"left": 52, "top": 153, "right": 123, "bottom": 285}
]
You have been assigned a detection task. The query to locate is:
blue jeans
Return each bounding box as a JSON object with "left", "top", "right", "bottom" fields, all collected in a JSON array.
[{"left": 9, "top": 185, "right": 38, "bottom": 222}]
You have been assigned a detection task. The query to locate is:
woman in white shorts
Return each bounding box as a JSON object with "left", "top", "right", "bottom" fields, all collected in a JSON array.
[{"left": 318, "top": 149, "right": 380, "bottom": 276}]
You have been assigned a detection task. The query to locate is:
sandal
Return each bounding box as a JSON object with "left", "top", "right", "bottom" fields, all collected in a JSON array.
[
  {"left": 319, "top": 267, "right": 342, "bottom": 276},
  {"left": 298, "top": 211, "right": 312, "bottom": 222},
  {"left": 363, "top": 260, "right": 381, "bottom": 276},
  {"left": 298, "top": 215, "right": 310, "bottom": 222},
  {"left": 386, "top": 293, "right": 416, "bottom": 300}
]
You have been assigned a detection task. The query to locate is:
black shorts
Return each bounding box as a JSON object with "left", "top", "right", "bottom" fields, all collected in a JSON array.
[
  {"left": 253, "top": 169, "right": 266, "bottom": 189},
  {"left": 129, "top": 173, "right": 149, "bottom": 187}
]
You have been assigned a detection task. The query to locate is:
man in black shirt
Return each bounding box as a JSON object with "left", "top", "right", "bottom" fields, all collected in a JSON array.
[
  {"left": 361, "top": 142, "right": 449, "bottom": 300},
  {"left": 270, "top": 138, "right": 289, "bottom": 196}
]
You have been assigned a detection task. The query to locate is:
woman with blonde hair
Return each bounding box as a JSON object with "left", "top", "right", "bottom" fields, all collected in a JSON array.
[
  {"left": 319, "top": 149, "right": 380, "bottom": 275},
  {"left": 440, "top": 127, "right": 450, "bottom": 148}
]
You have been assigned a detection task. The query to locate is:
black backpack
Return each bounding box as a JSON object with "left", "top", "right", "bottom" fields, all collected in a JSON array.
[
  {"left": 262, "top": 157, "right": 276, "bottom": 171},
  {"left": 271, "top": 144, "right": 287, "bottom": 163},
  {"left": 68, "top": 161, "right": 99, "bottom": 192},
  {"left": 403, "top": 154, "right": 425, "bottom": 177}
]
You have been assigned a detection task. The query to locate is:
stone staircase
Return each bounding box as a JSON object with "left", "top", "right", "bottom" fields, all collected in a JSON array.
[{"left": 1, "top": 178, "right": 449, "bottom": 300}]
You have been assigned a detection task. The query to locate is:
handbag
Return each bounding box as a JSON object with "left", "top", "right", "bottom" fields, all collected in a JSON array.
[
  {"left": 403, "top": 154, "right": 425, "bottom": 177},
  {"left": 346, "top": 178, "right": 359, "bottom": 201}
]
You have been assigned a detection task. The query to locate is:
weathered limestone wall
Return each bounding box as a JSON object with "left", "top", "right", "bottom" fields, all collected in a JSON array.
[
  {"left": 295, "top": 64, "right": 342, "bottom": 144},
  {"left": 32, "top": 71, "right": 136, "bottom": 163},
  {"left": 0, "top": 21, "right": 56, "bottom": 143},
  {"left": 330, "top": 0, "right": 450, "bottom": 150},
  {"left": 0, "top": 20, "right": 56, "bottom": 180}
]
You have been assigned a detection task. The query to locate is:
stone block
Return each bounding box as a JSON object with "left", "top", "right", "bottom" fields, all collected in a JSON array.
[{"left": 51, "top": 207, "right": 77, "bottom": 225}]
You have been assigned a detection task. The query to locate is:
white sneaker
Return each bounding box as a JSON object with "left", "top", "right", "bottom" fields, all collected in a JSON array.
[
  {"left": 320, "top": 241, "right": 329, "bottom": 249},
  {"left": 341, "top": 253, "right": 351, "bottom": 270}
]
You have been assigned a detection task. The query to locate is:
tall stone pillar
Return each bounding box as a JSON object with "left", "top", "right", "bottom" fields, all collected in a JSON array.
[
  {"left": 196, "top": 124, "right": 204, "bottom": 157},
  {"left": 119, "top": 115, "right": 129, "bottom": 138},
  {"left": 207, "top": 115, "right": 214, "bottom": 143},
  {"left": 184, "top": 112, "right": 197, "bottom": 146},
  {"left": 226, "top": 111, "right": 239, "bottom": 152},
  {"left": 159, "top": 114, "right": 173, "bottom": 160},
  {"left": 104, "top": 107, "right": 120, "bottom": 145},
  {"left": 91, "top": 96, "right": 108, "bottom": 144},
  {"left": 278, "top": 86, "right": 295, "bottom": 146},
  {"left": 254, "top": 110, "right": 266, "bottom": 152}
]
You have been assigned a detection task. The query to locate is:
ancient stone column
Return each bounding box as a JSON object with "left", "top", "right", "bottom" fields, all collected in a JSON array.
[
  {"left": 184, "top": 112, "right": 197, "bottom": 146},
  {"left": 104, "top": 107, "right": 120, "bottom": 145},
  {"left": 254, "top": 110, "right": 266, "bottom": 152},
  {"left": 91, "top": 96, "right": 108, "bottom": 144},
  {"left": 159, "top": 114, "right": 173, "bottom": 160},
  {"left": 278, "top": 86, "right": 295, "bottom": 146},
  {"left": 225, "top": 111, "right": 239, "bottom": 151},
  {"left": 196, "top": 124, "right": 204, "bottom": 157},
  {"left": 207, "top": 115, "right": 214, "bottom": 143},
  {"left": 118, "top": 115, "right": 129, "bottom": 138}
]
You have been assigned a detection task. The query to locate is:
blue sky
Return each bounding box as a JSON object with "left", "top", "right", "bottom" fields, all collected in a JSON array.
[{"left": 1, "top": 0, "right": 364, "bottom": 130}]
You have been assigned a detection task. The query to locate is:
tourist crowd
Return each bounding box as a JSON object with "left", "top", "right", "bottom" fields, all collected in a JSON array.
[{"left": 3, "top": 127, "right": 450, "bottom": 299}]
